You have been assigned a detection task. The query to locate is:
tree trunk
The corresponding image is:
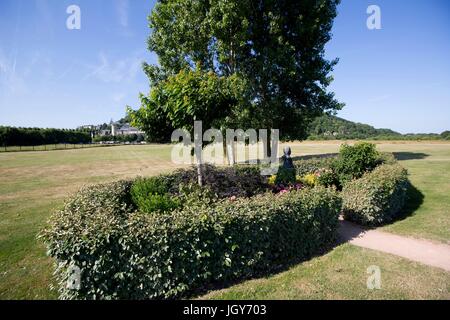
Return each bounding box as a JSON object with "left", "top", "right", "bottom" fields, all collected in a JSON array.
[
  {"left": 197, "top": 161, "right": 204, "bottom": 186},
  {"left": 194, "top": 121, "right": 204, "bottom": 186}
]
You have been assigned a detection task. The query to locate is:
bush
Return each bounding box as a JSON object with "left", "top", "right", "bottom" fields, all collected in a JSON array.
[
  {"left": 170, "top": 164, "right": 268, "bottom": 198},
  {"left": 376, "top": 152, "right": 397, "bottom": 165},
  {"left": 130, "top": 176, "right": 180, "bottom": 214},
  {"left": 315, "top": 168, "right": 337, "bottom": 187},
  {"left": 342, "top": 163, "right": 409, "bottom": 226},
  {"left": 332, "top": 142, "right": 380, "bottom": 186},
  {"left": 177, "top": 183, "right": 218, "bottom": 208},
  {"left": 130, "top": 165, "right": 268, "bottom": 215},
  {"left": 293, "top": 157, "right": 335, "bottom": 176},
  {"left": 292, "top": 157, "right": 338, "bottom": 188},
  {"left": 41, "top": 184, "right": 341, "bottom": 300}
]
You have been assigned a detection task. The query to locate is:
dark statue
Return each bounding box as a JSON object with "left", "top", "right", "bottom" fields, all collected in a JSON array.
[{"left": 281, "top": 146, "right": 294, "bottom": 169}]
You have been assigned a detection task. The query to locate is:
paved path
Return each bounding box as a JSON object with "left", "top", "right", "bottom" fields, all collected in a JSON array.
[{"left": 338, "top": 220, "right": 450, "bottom": 272}]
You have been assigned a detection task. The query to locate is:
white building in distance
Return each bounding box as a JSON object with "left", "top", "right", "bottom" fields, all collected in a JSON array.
[{"left": 111, "top": 123, "right": 144, "bottom": 137}]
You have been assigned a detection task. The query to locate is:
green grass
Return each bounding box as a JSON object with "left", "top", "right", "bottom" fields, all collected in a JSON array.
[
  {"left": 0, "top": 144, "right": 180, "bottom": 299},
  {"left": 201, "top": 244, "right": 450, "bottom": 300},
  {"left": 0, "top": 141, "right": 449, "bottom": 299},
  {"left": 289, "top": 141, "right": 450, "bottom": 243}
]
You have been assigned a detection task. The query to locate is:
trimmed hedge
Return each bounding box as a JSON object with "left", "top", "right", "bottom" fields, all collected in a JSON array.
[
  {"left": 342, "top": 163, "right": 409, "bottom": 226},
  {"left": 168, "top": 164, "right": 268, "bottom": 198},
  {"left": 293, "top": 157, "right": 335, "bottom": 176},
  {"left": 292, "top": 148, "right": 398, "bottom": 190},
  {"left": 41, "top": 183, "right": 341, "bottom": 300},
  {"left": 0, "top": 126, "right": 91, "bottom": 146}
]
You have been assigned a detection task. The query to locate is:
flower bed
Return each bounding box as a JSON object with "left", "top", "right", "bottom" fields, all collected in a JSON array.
[
  {"left": 41, "top": 175, "right": 341, "bottom": 299},
  {"left": 40, "top": 142, "right": 411, "bottom": 300}
]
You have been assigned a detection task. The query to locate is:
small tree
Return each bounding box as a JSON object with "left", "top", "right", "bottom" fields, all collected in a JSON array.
[{"left": 128, "top": 68, "right": 246, "bottom": 184}]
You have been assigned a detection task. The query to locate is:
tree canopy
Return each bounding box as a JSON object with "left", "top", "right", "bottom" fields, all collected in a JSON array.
[{"left": 129, "top": 0, "right": 343, "bottom": 141}]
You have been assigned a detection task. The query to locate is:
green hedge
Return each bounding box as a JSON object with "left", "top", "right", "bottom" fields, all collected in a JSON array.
[
  {"left": 293, "top": 157, "right": 335, "bottom": 176},
  {"left": 292, "top": 147, "right": 398, "bottom": 189},
  {"left": 0, "top": 126, "right": 91, "bottom": 146},
  {"left": 342, "top": 164, "right": 409, "bottom": 226},
  {"left": 41, "top": 183, "right": 341, "bottom": 300}
]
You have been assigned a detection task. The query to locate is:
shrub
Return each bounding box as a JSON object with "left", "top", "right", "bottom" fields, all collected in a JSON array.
[
  {"left": 233, "top": 165, "right": 269, "bottom": 196},
  {"left": 290, "top": 148, "right": 394, "bottom": 189},
  {"left": 332, "top": 142, "right": 380, "bottom": 186},
  {"left": 41, "top": 185, "right": 341, "bottom": 300},
  {"left": 376, "top": 152, "right": 397, "bottom": 165},
  {"left": 170, "top": 164, "right": 268, "bottom": 198},
  {"left": 177, "top": 183, "right": 218, "bottom": 208},
  {"left": 130, "top": 176, "right": 180, "bottom": 214},
  {"left": 342, "top": 163, "right": 409, "bottom": 226},
  {"left": 291, "top": 157, "right": 336, "bottom": 188},
  {"left": 293, "top": 157, "right": 335, "bottom": 176},
  {"left": 316, "top": 168, "right": 337, "bottom": 187}
]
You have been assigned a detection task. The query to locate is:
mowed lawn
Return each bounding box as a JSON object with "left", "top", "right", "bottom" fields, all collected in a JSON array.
[
  {"left": 289, "top": 141, "right": 450, "bottom": 243},
  {"left": 0, "top": 142, "right": 449, "bottom": 299}
]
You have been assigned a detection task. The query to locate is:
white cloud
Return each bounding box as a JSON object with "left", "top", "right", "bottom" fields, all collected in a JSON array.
[
  {"left": 0, "top": 51, "right": 27, "bottom": 96},
  {"left": 83, "top": 52, "right": 144, "bottom": 83},
  {"left": 116, "top": 0, "right": 129, "bottom": 27}
]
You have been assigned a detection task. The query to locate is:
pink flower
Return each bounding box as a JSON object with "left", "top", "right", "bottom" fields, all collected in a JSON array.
[
  {"left": 294, "top": 183, "right": 303, "bottom": 190},
  {"left": 230, "top": 196, "right": 237, "bottom": 201},
  {"left": 279, "top": 189, "right": 289, "bottom": 195}
]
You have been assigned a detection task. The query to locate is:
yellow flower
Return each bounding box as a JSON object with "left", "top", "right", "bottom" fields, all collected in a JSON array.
[
  {"left": 268, "top": 175, "right": 277, "bottom": 185},
  {"left": 302, "top": 173, "right": 318, "bottom": 187}
]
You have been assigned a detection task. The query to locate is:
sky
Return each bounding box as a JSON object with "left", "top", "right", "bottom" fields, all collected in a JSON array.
[{"left": 0, "top": 0, "right": 449, "bottom": 134}]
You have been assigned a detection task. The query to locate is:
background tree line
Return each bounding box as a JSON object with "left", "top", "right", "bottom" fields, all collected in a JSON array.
[
  {"left": 0, "top": 126, "right": 91, "bottom": 146},
  {"left": 307, "top": 114, "right": 450, "bottom": 140}
]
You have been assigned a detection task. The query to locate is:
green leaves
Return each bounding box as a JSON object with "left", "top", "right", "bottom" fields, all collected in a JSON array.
[
  {"left": 332, "top": 142, "right": 380, "bottom": 187},
  {"left": 131, "top": 0, "right": 343, "bottom": 141},
  {"left": 128, "top": 68, "right": 246, "bottom": 142},
  {"left": 130, "top": 176, "right": 181, "bottom": 214},
  {"left": 342, "top": 163, "right": 410, "bottom": 226},
  {"left": 41, "top": 168, "right": 341, "bottom": 300}
]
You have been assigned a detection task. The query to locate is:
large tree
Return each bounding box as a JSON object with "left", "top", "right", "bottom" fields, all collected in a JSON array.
[{"left": 130, "top": 0, "right": 343, "bottom": 141}]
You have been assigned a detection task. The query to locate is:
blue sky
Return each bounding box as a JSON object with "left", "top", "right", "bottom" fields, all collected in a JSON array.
[{"left": 0, "top": 0, "right": 449, "bottom": 133}]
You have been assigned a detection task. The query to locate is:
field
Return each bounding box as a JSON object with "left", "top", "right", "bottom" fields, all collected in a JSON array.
[{"left": 0, "top": 141, "right": 449, "bottom": 299}]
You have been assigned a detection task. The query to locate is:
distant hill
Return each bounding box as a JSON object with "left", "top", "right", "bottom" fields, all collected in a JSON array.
[{"left": 306, "top": 114, "right": 448, "bottom": 140}]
